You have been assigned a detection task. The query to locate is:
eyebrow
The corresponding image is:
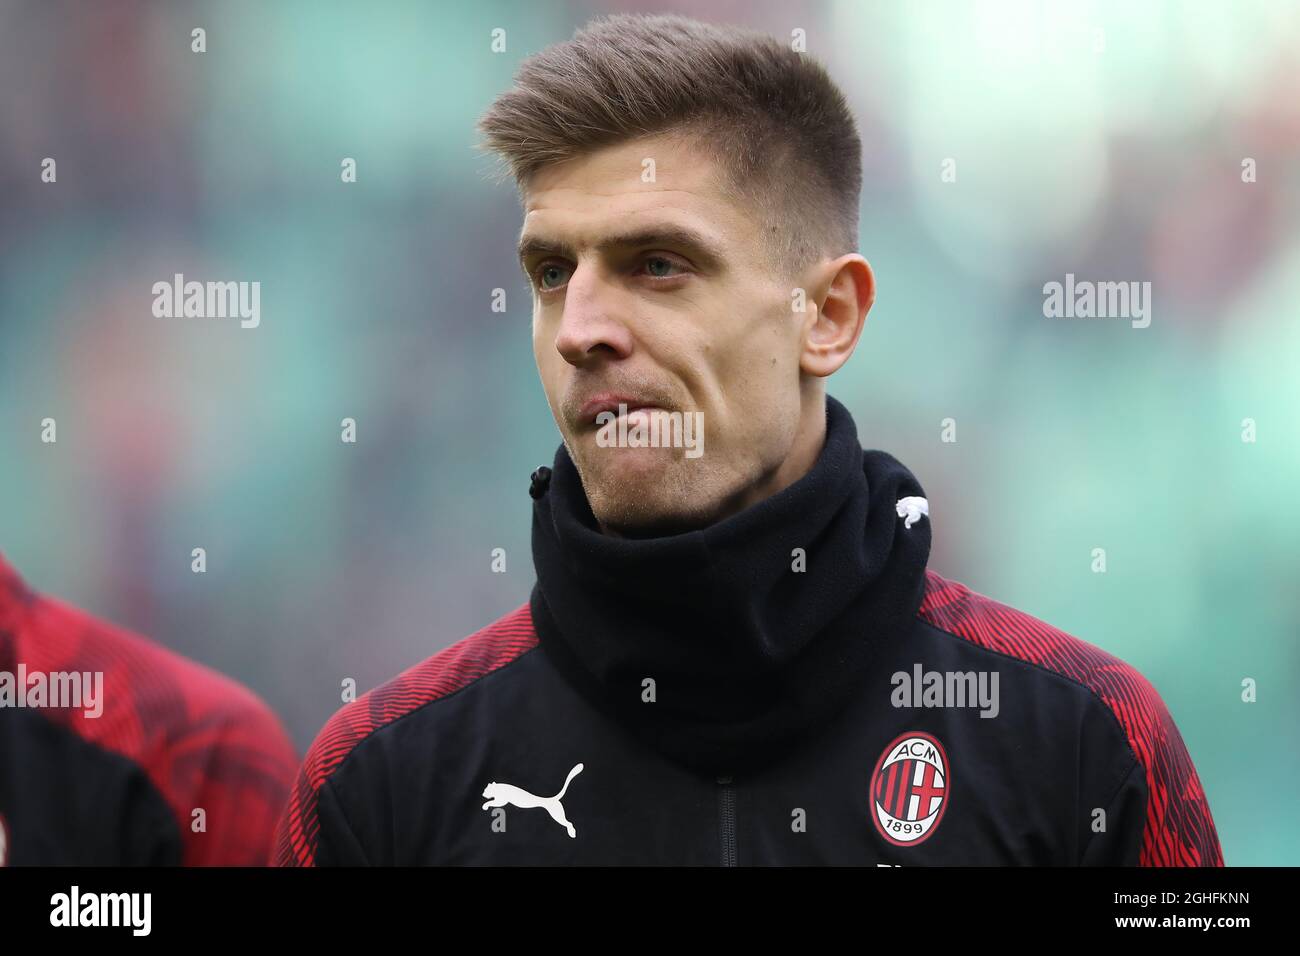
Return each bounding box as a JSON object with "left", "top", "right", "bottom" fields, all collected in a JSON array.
[{"left": 516, "top": 225, "right": 726, "bottom": 277}]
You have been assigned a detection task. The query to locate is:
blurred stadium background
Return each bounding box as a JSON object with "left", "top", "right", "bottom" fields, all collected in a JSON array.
[{"left": 1, "top": 0, "right": 1296, "bottom": 864}]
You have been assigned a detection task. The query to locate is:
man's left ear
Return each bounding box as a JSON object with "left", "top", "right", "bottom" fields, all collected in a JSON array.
[{"left": 800, "top": 254, "right": 875, "bottom": 378}]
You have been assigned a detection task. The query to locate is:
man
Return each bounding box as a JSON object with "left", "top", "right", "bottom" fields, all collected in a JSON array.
[
  {"left": 0, "top": 552, "right": 297, "bottom": 864},
  {"left": 275, "top": 14, "right": 1222, "bottom": 866}
]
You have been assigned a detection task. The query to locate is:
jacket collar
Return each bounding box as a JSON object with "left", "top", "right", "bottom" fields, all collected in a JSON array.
[{"left": 529, "top": 395, "right": 931, "bottom": 774}]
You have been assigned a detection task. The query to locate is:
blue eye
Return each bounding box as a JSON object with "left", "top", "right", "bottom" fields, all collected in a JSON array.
[
  {"left": 644, "top": 256, "right": 681, "bottom": 277},
  {"left": 537, "top": 263, "right": 570, "bottom": 290}
]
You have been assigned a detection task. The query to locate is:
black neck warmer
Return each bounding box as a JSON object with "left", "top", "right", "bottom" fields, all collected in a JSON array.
[{"left": 529, "top": 395, "right": 931, "bottom": 775}]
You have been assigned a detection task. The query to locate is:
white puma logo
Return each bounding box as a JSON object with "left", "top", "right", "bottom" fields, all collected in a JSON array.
[
  {"left": 896, "top": 496, "right": 929, "bottom": 529},
  {"left": 481, "top": 762, "right": 584, "bottom": 838}
]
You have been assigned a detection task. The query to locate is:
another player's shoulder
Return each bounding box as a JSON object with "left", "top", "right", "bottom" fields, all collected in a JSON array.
[
  {"left": 2, "top": 556, "right": 290, "bottom": 756},
  {"left": 2, "top": 554, "right": 298, "bottom": 864}
]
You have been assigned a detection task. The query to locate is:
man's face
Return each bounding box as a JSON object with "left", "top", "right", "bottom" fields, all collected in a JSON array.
[{"left": 521, "top": 133, "right": 810, "bottom": 536}]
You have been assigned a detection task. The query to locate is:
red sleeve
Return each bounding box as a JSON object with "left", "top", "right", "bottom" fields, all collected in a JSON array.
[
  {"left": 920, "top": 570, "right": 1224, "bottom": 866},
  {"left": 1106, "top": 666, "right": 1224, "bottom": 866}
]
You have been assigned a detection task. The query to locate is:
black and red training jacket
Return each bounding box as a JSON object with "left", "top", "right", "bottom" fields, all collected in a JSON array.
[{"left": 275, "top": 397, "right": 1224, "bottom": 867}]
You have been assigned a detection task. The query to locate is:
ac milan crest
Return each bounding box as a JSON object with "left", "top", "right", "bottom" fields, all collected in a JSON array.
[{"left": 870, "top": 731, "right": 949, "bottom": 847}]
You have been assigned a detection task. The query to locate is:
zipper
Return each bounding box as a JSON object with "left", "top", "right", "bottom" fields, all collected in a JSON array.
[{"left": 716, "top": 774, "right": 737, "bottom": 866}]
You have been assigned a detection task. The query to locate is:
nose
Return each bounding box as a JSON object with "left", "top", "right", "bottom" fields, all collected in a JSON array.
[{"left": 552, "top": 262, "right": 634, "bottom": 366}]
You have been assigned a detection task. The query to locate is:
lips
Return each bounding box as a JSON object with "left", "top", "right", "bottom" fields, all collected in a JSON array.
[{"left": 577, "top": 393, "right": 664, "bottom": 427}]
